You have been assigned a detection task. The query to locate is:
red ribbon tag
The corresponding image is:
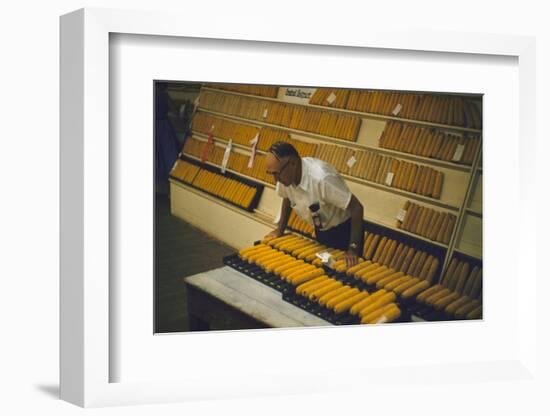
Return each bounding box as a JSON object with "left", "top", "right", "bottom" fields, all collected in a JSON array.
[
  {"left": 200, "top": 125, "right": 215, "bottom": 163},
  {"left": 247, "top": 132, "right": 259, "bottom": 169}
]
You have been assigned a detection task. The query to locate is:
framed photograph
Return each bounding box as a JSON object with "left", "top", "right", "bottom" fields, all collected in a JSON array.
[{"left": 60, "top": 7, "right": 540, "bottom": 409}]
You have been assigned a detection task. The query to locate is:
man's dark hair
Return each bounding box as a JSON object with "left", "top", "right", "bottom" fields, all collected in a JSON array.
[{"left": 267, "top": 141, "right": 300, "bottom": 160}]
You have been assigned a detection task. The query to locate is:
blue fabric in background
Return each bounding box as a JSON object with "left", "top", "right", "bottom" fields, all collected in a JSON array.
[{"left": 155, "top": 85, "right": 180, "bottom": 190}]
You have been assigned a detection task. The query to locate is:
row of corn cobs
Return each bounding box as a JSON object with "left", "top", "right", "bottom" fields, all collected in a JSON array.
[
  {"left": 199, "top": 90, "right": 361, "bottom": 141},
  {"left": 242, "top": 233, "right": 481, "bottom": 321},
  {"left": 170, "top": 159, "right": 258, "bottom": 209},
  {"left": 287, "top": 210, "right": 315, "bottom": 238},
  {"left": 170, "top": 158, "right": 200, "bottom": 183},
  {"left": 182, "top": 137, "right": 275, "bottom": 185},
  {"left": 416, "top": 256, "right": 482, "bottom": 320},
  {"left": 309, "top": 88, "right": 482, "bottom": 129},
  {"left": 239, "top": 238, "right": 401, "bottom": 324},
  {"left": 192, "top": 112, "right": 317, "bottom": 155},
  {"left": 205, "top": 83, "right": 279, "bottom": 98},
  {"left": 268, "top": 232, "right": 440, "bottom": 289},
  {"left": 379, "top": 121, "right": 480, "bottom": 165},
  {"left": 361, "top": 232, "right": 440, "bottom": 284},
  {"left": 396, "top": 201, "right": 457, "bottom": 245},
  {"left": 315, "top": 143, "right": 444, "bottom": 199}
]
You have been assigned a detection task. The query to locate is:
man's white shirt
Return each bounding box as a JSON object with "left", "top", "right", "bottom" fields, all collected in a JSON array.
[{"left": 276, "top": 157, "right": 352, "bottom": 231}]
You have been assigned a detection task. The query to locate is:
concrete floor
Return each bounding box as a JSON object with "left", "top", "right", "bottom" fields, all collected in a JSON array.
[{"left": 154, "top": 192, "right": 234, "bottom": 333}]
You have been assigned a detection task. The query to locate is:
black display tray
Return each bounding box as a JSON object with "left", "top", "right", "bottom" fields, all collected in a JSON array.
[
  {"left": 224, "top": 250, "right": 420, "bottom": 325},
  {"left": 171, "top": 155, "right": 264, "bottom": 212},
  {"left": 223, "top": 254, "right": 292, "bottom": 293}
]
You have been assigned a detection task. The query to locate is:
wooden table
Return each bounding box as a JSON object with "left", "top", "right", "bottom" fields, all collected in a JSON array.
[{"left": 184, "top": 266, "right": 331, "bottom": 331}]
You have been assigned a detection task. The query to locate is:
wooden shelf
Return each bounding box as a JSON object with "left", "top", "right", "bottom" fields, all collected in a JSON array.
[
  {"left": 198, "top": 108, "right": 473, "bottom": 173},
  {"left": 174, "top": 177, "right": 448, "bottom": 250},
  {"left": 169, "top": 179, "right": 275, "bottom": 228},
  {"left": 189, "top": 132, "right": 460, "bottom": 211},
  {"left": 339, "top": 172, "right": 460, "bottom": 211},
  {"left": 203, "top": 87, "right": 482, "bottom": 134},
  {"left": 192, "top": 131, "right": 268, "bottom": 155},
  {"left": 181, "top": 152, "right": 276, "bottom": 189}
]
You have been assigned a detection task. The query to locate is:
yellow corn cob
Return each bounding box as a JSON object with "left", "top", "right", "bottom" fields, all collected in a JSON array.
[
  {"left": 289, "top": 268, "right": 325, "bottom": 286},
  {"left": 346, "top": 260, "right": 373, "bottom": 276},
  {"left": 293, "top": 243, "right": 321, "bottom": 257},
  {"left": 318, "top": 286, "right": 351, "bottom": 307},
  {"left": 327, "top": 288, "right": 360, "bottom": 310},
  {"left": 247, "top": 249, "right": 277, "bottom": 264},
  {"left": 370, "top": 270, "right": 403, "bottom": 287},
  {"left": 296, "top": 245, "right": 325, "bottom": 259},
  {"left": 358, "top": 292, "right": 397, "bottom": 318},
  {"left": 392, "top": 277, "right": 421, "bottom": 295},
  {"left": 238, "top": 244, "right": 268, "bottom": 257},
  {"left": 309, "top": 281, "right": 344, "bottom": 301},
  {"left": 433, "top": 292, "right": 461, "bottom": 311},
  {"left": 299, "top": 278, "right": 335, "bottom": 297},
  {"left": 354, "top": 263, "right": 384, "bottom": 280},
  {"left": 380, "top": 275, "right": 412, "bottom": 291},
  {"left": 281, "top": 264, "right": 313, "bottom": 281},
  {"left": 425, "top": 288, "right": 452, "bottom": 306},
  {"left": 265, "top": 234, "right": 295, "bottom": 246},
  {"left": 454, "top": 300, "right": 481, "bottom": 319},
  {"left": 281, "top": 239, "right": 312, "bottom": 253},
  {"left": 362, "top": 303, "right": 401, "bottom": 324},
  {"left": 240, "top": 246, "right": 272, "bottom": 261},
  {"left": 333, "top": 292, "right": 370, "bottom": 314},
  {"left": 295, "top": 276, "right": 328, "bottom": 293},
  {"left": 444, "top": 295, "right": 471, "bottom": 315},
  {"left": 275, "top": 237, "right": 304, "bottom": 251},
  {"left": 252, "top": 251, "right": 283, "bottom": 265},
  {"left": 274, "top": 260, "right": 304, "bottom": 276},
  {"left": 416, "top": 284, "right": 444, "bottom": 303},
  {"left": 321, "top": 286, "right": 354, "bottom": 309},
  {"left": 350, "top": 290, "right": 387, "bottom": 315}
]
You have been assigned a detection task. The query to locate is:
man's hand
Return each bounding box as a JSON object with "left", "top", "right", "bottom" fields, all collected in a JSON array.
[
  {"left": 263, "top": 229, "right": 283, "bottom": 243},
  {"left": 343, "top": 250, "right": 360, "bottom": 268}
]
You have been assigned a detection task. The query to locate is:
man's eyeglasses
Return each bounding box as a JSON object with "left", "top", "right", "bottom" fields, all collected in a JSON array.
[{"left": 267, "top": 159, "right": 290, "bottom": 178}]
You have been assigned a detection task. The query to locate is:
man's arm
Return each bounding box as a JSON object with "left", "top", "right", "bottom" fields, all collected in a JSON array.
[
  {"left": 277, "top": 197, "right": 292, "bottom": 235},
  {"left": 343, "top": 194, "right": 364, "bottom": 267},
  {"left": 347, "top": 194, "right": 364, "bottom": 253},
  {"left": 264, "top": 198, "right": 291, "bottom": 240}
]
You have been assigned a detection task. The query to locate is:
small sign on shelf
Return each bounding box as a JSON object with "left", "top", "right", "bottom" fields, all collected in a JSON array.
[{"left": 385, "top": 172, "right": 395, "bottom": 186}]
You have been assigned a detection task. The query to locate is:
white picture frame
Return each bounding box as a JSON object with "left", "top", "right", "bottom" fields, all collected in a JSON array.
[{"left": 60, "top": 7, "right": 541, "bottom": 409}]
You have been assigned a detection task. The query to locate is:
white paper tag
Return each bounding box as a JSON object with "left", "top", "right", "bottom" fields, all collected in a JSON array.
[
  {"left": 346, "top": 155, "right": 357, "bottom": 168},
  {"left": 396, "top": 208, "right": 407, "bottom": 222},
  {"left": 385, "top": 172, "right": 394, "bottom": 186},
  {"left": 248, "top": 133, "right": 259, "bottom": 169},
  {"left": 315, "top": 251, "right": 333, "bottom": 264},
  {"left": 210, "top": 124, "right": 215, "bottom": 133},
  {"left": 326, "top": 92, "right": 337, "bottom": 104},
  {"left": 391, "top": 103, "right": 403, "bottom": 116},
  {"left": 221, "top": 139, "right": 232, "bottom": 174},
  {"left": 452, "top": 144, "right": 465, "bottom": 161},
  {"left": 263, "top": 108, "right": 268, "bottom": 118}
]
